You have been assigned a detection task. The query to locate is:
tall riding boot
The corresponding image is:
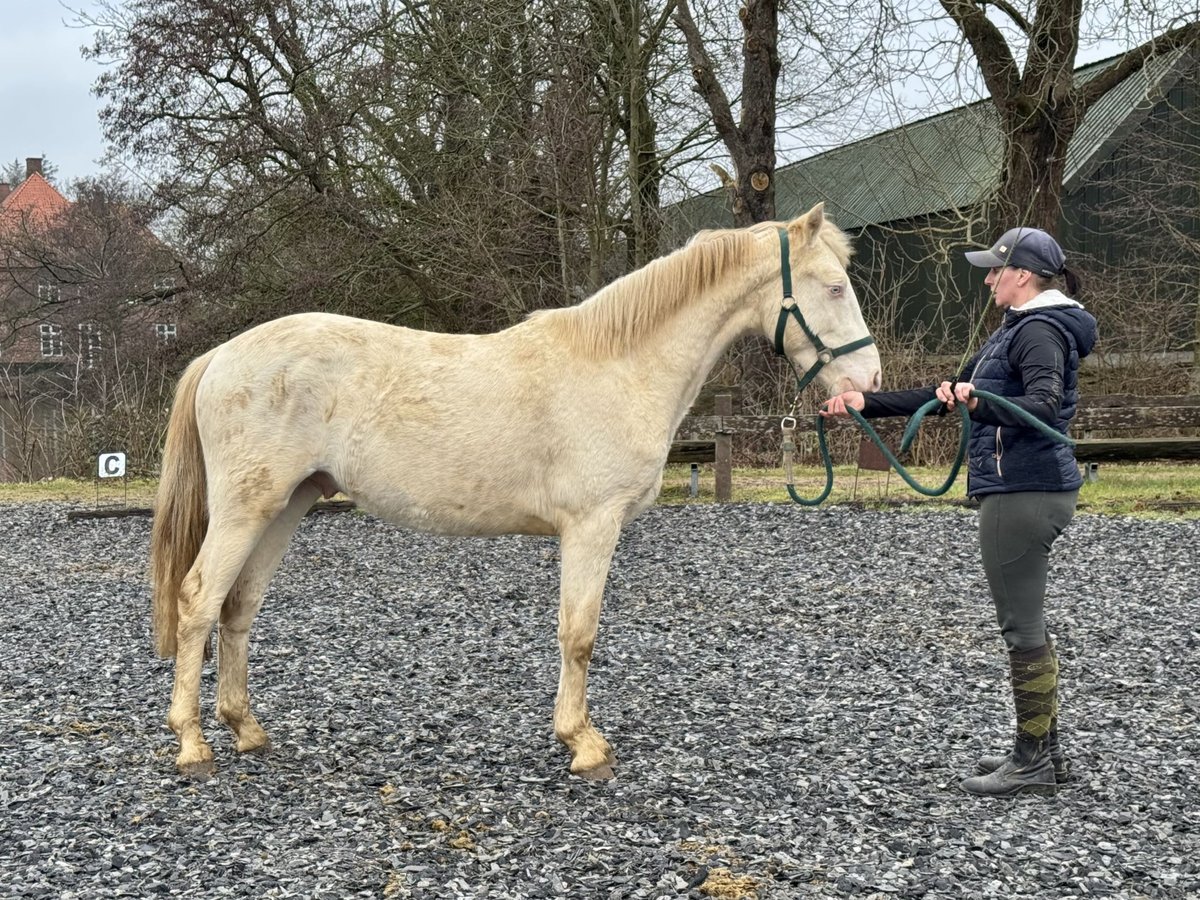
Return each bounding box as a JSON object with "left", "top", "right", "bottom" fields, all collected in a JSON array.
[
  {"left": 975, "top": 640, "right": 1071, "bottom": 782},
  {"left": 961, "top": 644, "right": 1058, "bottom": 797},
  {"left": 976, "top": 728, "right": 1069, "bottom": 782}
]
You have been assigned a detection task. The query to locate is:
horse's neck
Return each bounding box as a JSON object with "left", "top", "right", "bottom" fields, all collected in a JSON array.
[
  {"left": 630, "top": 290, "right": 760, "bottom": 431},
  {"left": 523, "top": 239, "right": 772, "bottom": 434}
]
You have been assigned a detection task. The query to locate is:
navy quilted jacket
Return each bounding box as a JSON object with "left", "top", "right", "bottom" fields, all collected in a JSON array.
[{"left": 963, "top": 300, "right": 1098, "bottom": 497}]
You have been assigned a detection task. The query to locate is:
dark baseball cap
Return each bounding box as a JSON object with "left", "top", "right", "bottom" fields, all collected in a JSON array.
[{"left": 964, "top": 227, "right": 1066, "bottom": 278}]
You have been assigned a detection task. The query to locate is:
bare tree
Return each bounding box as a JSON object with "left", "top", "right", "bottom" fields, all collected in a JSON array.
[
  {"left": 1070, "top": 51, "right": 1200, "bottom": 390},
  {"left": 672, "top": 0, "right": 881, "bottom": 225},
  {"left": 828, "top": 1, "right": 1200, "bottom": 391},
  {"left": 889, "top": 0, "right": 1200, "bottom": 232},
  {"left": 80, "top": 0, "right": 715, "bottom": 339},
  {"left": 674, "top": 0, "right": 782, "bottom": 225},
  {"left": 1, "top": 176, "right": 183, "bottom": 345},
  {"left": 0, "top": 173, "right": 191, "bottom": 479}
]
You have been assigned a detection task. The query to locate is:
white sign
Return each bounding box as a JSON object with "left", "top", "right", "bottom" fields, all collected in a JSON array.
[{"left": 98, "top": 452, "right": 126, "bottom": 478}]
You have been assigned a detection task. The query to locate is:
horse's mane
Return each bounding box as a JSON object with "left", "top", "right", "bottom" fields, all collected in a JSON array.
[
  {"left": 528, "top": 220, "right": 851, "bottom": 359},
  {"left": 527, "top": 227, "right": 755, "bottom": 359}
]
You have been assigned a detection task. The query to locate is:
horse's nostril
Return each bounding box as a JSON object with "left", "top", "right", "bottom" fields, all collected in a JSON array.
[{"left": 872, "top": 371, "right": 882, "bottom": 392}]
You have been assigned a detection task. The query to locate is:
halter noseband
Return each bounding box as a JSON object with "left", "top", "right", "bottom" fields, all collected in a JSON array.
[{"left": 772, "top": 227, "right": 875, "bottom": 393}]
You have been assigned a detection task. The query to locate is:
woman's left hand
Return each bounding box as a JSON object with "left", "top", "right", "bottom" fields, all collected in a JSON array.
[
  {"left": 937, "top": 381, "right": 978, "bottom": 411},
  {"left": 819, "top": 391, "right": 865, "bottom": 417}
]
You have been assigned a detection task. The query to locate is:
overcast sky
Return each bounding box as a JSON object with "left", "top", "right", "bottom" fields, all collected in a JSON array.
[
  {"left": 0, "top": 2, "right": 106, "bottom": 187},
  {"left": 0, "top": 2, "right": 1188, "bottom": 191}
]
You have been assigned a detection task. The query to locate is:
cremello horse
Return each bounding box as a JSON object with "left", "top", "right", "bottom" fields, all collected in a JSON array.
[{"left": 149, "top": 203, "right": 881, "bottom": 778}]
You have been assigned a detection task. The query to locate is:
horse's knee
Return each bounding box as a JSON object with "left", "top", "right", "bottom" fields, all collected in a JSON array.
[{"left": 557, "top": 624, "right": 595, "bottom": 662}]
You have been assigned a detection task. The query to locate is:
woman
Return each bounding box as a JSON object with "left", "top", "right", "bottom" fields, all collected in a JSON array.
[{"left": 822, "top": 226, "right": 1097, "bottom": 797}]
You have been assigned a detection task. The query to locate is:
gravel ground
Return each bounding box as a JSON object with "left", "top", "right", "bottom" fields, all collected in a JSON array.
[{"left": 1, "top": 500, "right": 1198, "bottom": 899}]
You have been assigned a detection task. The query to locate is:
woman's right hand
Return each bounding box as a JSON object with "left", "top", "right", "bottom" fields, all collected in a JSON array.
[
  {"left": 820, "top": 391, "right": 865, "bottom": 417},
  {"left": 936, "top": 381, "right": 977, "bottom": 411}
]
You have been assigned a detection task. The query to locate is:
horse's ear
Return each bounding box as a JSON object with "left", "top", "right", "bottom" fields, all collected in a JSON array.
[{"left": 789, "top": 202, "right": 826, "bottom": 246}]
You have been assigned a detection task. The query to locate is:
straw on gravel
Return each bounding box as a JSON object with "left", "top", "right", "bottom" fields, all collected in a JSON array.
[{"left": 1, "top": 501, "right": 1197, "bottom": 899}]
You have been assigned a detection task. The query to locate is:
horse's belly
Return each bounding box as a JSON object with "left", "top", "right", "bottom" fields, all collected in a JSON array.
[{"left": 353, "top": 492, "right": 557, "bottom": 537}]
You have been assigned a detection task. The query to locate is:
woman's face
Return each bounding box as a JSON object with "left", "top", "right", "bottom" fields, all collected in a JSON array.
[{"left": 984, "top": 266, "right": 1029, "bottom": 308}]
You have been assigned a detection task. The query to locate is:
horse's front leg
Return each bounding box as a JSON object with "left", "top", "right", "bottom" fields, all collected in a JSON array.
[{"left": 554, "top": 517, "right": 622, "bottom": 779}]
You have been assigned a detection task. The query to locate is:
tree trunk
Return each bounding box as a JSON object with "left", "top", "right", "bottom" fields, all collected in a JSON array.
[
  {"left": 732, "top": 0, "right": 779, "bottom": 225},
  {"left": 676, "top": 0, "right": 780, "bottom": 226},
  {"left": 990, "top": 100, "right": 1082, "bottom": 234},
  {"left": 1193, "top": 273, "right": 1200, "bottom": 392},
  {"left": 624, "top": 1, "right": 662, "bottom": 266}
]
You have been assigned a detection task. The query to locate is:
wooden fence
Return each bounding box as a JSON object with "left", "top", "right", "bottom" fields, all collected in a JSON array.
[{"left": 672, "top": 394, "right": 1200, "bottom": 499}]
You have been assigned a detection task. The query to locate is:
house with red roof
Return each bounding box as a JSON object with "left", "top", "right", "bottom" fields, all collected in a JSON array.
[
  {"left": 0, "top": 162, "right": 70, "bottom": 228},
  {"left": 0, "top": 157, "right": 186, "bottom": 479}
]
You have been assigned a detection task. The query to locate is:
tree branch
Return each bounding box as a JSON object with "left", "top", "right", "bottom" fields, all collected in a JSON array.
[
  {"left": 674, "top": 0, "right": 742, "bottom": 156},
  {"left": 1077, "top": 23, "right": 1200, "bottom": 111},
  {"left": 939, "top": 0, "right": 1022, "bottom": 111}
]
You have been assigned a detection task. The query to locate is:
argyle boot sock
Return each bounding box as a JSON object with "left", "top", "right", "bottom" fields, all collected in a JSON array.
[
  {"left": 961, "top": 644, "right": 1057, "bottom": 796},
  {"left": 1046, "top": 639, "right": 1071, "bottom": 780},
  {"left": 975, "top": 641, "right": 1070, "bottom": 782}
]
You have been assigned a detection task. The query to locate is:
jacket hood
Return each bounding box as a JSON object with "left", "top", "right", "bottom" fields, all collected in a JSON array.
[{"left": 1005, "top": 293, "right": 1098, "bottom": 359}]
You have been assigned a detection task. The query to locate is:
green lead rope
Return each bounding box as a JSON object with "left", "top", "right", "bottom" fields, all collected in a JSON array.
[{"left": 784, "top": 390, "right": 1076, "bottom": 506}]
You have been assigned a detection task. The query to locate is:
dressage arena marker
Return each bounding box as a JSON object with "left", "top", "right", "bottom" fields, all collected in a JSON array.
[{"left": 66, "top": 451, "right": 138, "bottom": 520}]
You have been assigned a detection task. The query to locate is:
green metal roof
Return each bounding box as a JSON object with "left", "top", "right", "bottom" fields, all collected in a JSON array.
[{"left": 673, "top": 48, "right": 1193, "bottom": 232}]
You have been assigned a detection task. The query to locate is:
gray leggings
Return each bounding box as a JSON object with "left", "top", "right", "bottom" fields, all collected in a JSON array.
[{"left": 978, "top": 490, "right": 1078, "bottom": 651}]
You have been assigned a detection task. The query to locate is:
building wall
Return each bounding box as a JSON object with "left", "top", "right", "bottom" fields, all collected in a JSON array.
[{"left": 837, "top": 56, "right": 1199, "bottom": 360}]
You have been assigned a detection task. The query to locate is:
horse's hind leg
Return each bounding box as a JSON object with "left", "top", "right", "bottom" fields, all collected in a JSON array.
[
  {"left": 170, "top": 511, "right": 273, "bottom": 776},
  {"left": 554, "top": 516, "right": 622, "bottom": 778},
  {"left": 217, "top": 480, "right": 322, "bottom": 754}
]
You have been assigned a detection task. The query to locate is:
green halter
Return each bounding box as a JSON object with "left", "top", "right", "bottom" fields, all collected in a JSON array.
[{"left": 772, "top": 227, "right": 876, "bottom": 392}]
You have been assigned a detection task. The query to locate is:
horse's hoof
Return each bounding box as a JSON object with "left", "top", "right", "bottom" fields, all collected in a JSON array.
[
  {"left": 568, "top": 753, "right": 614, "bottom": 782},
  {"left": 574, "top": 760, "right": 616, "bottom": 781},
  {"left": 177, "top": 757, "right": 216, "bottom": 779},
  {"left": 234, "top": 729, "right": 271, "bottom": 754}
]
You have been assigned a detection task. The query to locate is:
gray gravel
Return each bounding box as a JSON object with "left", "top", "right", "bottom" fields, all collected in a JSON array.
[{"left": 1, "top": 501, "right": 1198, "bottom": 899}]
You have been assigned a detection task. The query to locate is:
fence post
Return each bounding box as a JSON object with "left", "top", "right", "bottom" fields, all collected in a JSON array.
[{"left": 715, "top": 393, "right": 732, "bottom": 502}]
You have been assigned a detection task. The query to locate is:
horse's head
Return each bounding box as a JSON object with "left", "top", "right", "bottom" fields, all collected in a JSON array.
[{"left": 761, "top": 203, "right": 882, "bottom": 397}]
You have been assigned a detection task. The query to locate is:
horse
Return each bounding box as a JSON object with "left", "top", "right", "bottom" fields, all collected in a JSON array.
[{"left": 149, "top": 202, "right": 882, "bottom": 779}]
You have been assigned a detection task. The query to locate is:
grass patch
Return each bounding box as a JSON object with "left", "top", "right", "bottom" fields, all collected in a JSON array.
[
  {"left": 4, "top": 464, "right": 1199, "bottom": 520},
  {"left": 662, "top": 462, "right": 1200, "bottom": 519},
  {"left": 0, "top": 478, "right": 158, "bottom": 506}
]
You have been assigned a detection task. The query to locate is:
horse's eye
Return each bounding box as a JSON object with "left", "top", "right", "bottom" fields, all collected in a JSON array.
[{"left": 829, "top": 284, "right": 844, "bottom": 297}]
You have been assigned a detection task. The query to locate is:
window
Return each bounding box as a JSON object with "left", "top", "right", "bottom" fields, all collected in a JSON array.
[
  {"left": 79, "top": 323, "right": 102, "bottom": 369},
  {"left": 37, "top": 281, "right": 61, "bottom": 303},
  {"left": 40, "top": 324, "right": 63, "bottom": 357},
  {"left": 154, "top": 323, "right": 177, "bottom": 344}
]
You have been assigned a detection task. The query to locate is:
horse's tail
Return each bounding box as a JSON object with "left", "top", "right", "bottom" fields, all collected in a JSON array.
[{"left": 150, "top": 350, "right": 216, "bottom": 658}]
